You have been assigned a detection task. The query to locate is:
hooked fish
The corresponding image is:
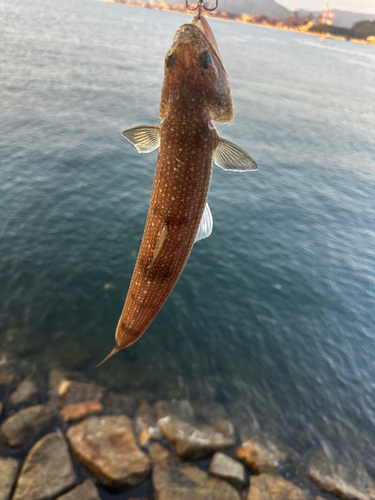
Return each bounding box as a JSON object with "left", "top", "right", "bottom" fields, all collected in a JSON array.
[{"left": 99, "top": 16, "right": 257, "bottom": 365}]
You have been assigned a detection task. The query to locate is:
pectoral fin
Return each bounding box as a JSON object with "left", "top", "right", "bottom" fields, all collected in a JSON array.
[
  {"left": 122, "top": 125, "right": 160, "bottom": 153},
  {"left": 214, "top": 138, "right": 257, "bottom": 171},
  {"left": 195, "top": 203, "right": 213, "bottom": 243},
  {"left": 146, "top": 225, "right": 168, "bottom": 277}
]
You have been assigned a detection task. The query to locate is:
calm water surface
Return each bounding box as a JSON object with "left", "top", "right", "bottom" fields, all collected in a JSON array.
[{"left": 1, "top": 0, "right": 375, "bottom": 468}]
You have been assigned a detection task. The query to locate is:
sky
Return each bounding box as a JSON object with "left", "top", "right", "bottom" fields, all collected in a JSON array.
[{"left": 278, "top": 0, "right": 375, "bottom": 14}]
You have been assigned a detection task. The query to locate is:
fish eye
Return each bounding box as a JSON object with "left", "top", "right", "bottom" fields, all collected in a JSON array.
[
  {"left": 198, "top": 50, "right": 213, "bottom": 70},
  {"left": 166, "top": 52, "right": 176, "bottom": 69}
]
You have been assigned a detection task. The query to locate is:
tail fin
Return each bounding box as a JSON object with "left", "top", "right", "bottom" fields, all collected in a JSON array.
[{"left": 96, "top": 346, "right": 120, "bottom": 368}]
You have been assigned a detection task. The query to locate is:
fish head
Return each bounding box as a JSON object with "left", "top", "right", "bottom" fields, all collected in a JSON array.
[{"left": 160, "top": 23, "right": 233, "bottom": 123}]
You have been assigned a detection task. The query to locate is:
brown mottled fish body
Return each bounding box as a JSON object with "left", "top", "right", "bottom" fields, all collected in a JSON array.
[
  {"left": 117, "top": 103, "right": 217, "bottom": 349},
  {"left": 100, "top": 18, "right": 257, "bottom": 363}
]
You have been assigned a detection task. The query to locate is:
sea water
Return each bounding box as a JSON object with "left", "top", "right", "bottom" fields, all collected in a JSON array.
[{"left": 1, "top": 0, "right": 375, "bottom": 472}]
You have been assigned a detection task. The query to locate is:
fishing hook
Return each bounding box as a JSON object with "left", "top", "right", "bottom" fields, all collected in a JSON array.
[{"left": 186, "top": 0, "right": 218, "bottom": 18}]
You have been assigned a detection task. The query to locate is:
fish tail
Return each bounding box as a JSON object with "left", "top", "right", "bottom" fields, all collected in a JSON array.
[{"left": 96, "top": 346, "right": 120, "bottom": 367}]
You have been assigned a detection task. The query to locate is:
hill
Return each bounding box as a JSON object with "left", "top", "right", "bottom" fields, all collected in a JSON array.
[
  {"left": 217, "top": 0, "right": 290, "bottom": 18},
  {"left": 297, "top": 8, "right": 375, "bottom": 29}
]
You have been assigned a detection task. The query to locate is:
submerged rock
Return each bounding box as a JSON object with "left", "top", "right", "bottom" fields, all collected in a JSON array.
[
  {"left": 135, "top": 400, "right": 162, "bottom": 446},
  {"left": 155, "top": 399, "right": 195, "bottom": 422},
  {"left": 209, "top": 452, "right": 245, "bottom": 489},
  {"left": 150, "top": 442, "right": 241, "bottom": 500},
  {"left": 9, "top": 377, "right": 38, "bottom": 405},
  {"left": 66, "top": 415, "right": 151, "bottom": 487},
  {"left": 0, "top": 457, "right": 20, "bottom": 500},
  {"left": 105, "top": 391, "right": 138, "bottom": 416},
  {"left": 49, "top": 370, "right": 103, "bottom": 406},
  {"left": 0, "top": 357, "right": 28, "bottom": 386},
  {"left": 13, "top": 432, "right": 77, "bottom": 500},
  {"left": 158, "top": 415, "right": 236, "bottom": 460},
  {"left": 56, "top": 479, "right": 100, "bottom": 500},
  {"left": 0, "top": 404, "right": 54, "bottom": 447},
  {"left": 308, "top": 448, "right": 375, "bottom": 500},
  {"left": 60, "top": 400, "right": 102, "bottom": 423},
  {"left": 247, "top": 474, "right": 308, "bottom": 500},
  {"left": 235, "top": 437, "right": 287, "bottom": 474}
]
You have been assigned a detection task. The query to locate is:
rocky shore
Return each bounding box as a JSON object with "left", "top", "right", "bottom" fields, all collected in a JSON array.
[{"left": 1, "top": 354, "right": 374, "bottom": 500}]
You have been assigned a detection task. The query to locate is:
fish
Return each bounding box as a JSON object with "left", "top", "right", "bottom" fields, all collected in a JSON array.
[{"left": 98, "top": 15, "right": 257, "bottom": 365}]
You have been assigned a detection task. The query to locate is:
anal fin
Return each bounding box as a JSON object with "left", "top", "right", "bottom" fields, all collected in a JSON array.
[
  {"left": 195, "top": 202, "right": 213, "bottom": 243},
  {"left": 146, "top": 225, "right": 168, "bottom": 277}
]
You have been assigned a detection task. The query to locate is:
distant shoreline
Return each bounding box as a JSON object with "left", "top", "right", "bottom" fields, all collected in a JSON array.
[{"left": 107, "top": 0, "right": 375, "bottom": 45}]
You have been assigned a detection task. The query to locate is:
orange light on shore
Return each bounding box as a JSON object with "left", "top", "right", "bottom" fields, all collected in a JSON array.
[
  {"left": 105, "top": 0, "right": 294, "bottom": 27},
  {"left": 105, "top": 0, "right": 375, "bottom": 44}
]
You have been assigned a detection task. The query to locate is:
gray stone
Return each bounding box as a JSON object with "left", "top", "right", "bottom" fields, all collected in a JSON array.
[
  {"left": 158, "top": 415, "right": 236, "bottom": 460},
  {"left": 13, "top": 432, "right": 77, "bottom": 500},
  {"left": 0, "top": 457, "right": 20, "bottom": 500},
  {"left": 150, "top": 442, "right": 241, "bottom": 500},
  {"left": 67, "top": 415, "right": 151, "bottom": 487},
  {"left": 235, "top": 437, "right": 287, "bottom": 474},
  {"left": 0, "top": 404, "right": 54, "bottom": 447},
  {"left": 9, "top": 378, "right": 38, "bottom": 405},
  {"left": 56, "top": 479, "right": 100, "bottom": 500},
  {"left": 308, "top": 448, "right": 375, "bottom": 500},
  {"left": 135, "top": 400, "right": 162, "bottom": 446},
  {"left": 209, "top": 452, "right": 245, "bottom": 489},
  {"left": 247, "top": 474, "right": 308, "bottom": 500}
]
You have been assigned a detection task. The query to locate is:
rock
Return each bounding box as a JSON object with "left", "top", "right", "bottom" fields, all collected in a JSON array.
[
  {"left": 235, "top": 437, "right": 287, "bottom": 474},
  {"left": 2, "top": 328, "right": 36, "bottom": 357},
  {"left": 247, "top": 474, "right": 308, "bottom": 500},
  {"left": 0, "top": 358, "right": 24, "bottom": 385},
  {"left": 135, "top": 400, "right": 162, "bottom": 446},
  {"left": 150, "top": 442, "right": 241, "bottom": 500},
  {"left": 155, "top": 399, "right": 195, "bottom": 421},
  {"left": 60, "top": 400, "right": 102, "bottom": 423},
  {"left": 193, "top": 401, "right": 229, "bottom": 422},
  {"left": 13, "top": 432, "right": 77, "bottom": 500},
  {"left": 49, "top": 370, "right": 103, "bottom": 406},
  {"left": 308, "top": 448, "right": 375, "bottom": 500},
  {"left": 49, "top": 369, "right": 66, "bottom": 391},
  {"left": 67, "top": 415, "right": 151, "bottom": 487},
  {"left": 0, "top": 457, "right": 20, "bottom": 500},
  {"left": 106, "top": 391, "right": 138, "bottom": 416},
  {"left": 158, "top": 415, "right": 236, "bottom": 460},
  {"left": 0, "top": 404, "right": 55, "bottom": 447},
  {"left": 9, "top": 378, "right": 38, "bottom": 405},
  {"left": 56, "top": 479, "right": 100, "bottom": 500},
  {"left": 209, "top": 452, "right": 245, "bottom": 489}
]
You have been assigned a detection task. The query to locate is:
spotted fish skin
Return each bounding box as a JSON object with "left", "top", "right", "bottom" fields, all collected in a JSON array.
[
  {"left": 116, "top": 25, "right": 225, "bottom": 351},
  {"left": 99, "top": 20, "right": 257, "bottom": 363},
  {"left": 117, "top": 102, "right": 217, "bottom": 349}
]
